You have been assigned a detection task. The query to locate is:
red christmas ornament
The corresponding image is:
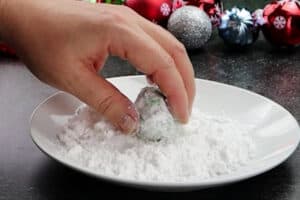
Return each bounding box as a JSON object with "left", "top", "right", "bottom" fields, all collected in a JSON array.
[
  {"left": 262, "top": 0, "right": 300, "bottom": 46},
  {"left": 186, "top": 1, "right": 220, "bottom": 14},
  {"left": 172, "top": 0, "right": 186, "bottom": 11},
  {"left": 186, "top": 0, "right": 222, "bottom": 25},
  {"left": 125, "top": 0, "right": 173, "bottom": 24}
]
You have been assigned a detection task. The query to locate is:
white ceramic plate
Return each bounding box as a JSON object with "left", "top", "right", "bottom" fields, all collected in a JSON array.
[{"left": 30, "top": 76, "right": 300, "bottom": 191}]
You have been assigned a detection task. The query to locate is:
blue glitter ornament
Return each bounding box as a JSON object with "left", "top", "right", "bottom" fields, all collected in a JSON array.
[{"left": 218, "top": 7, "right": 259, "bottom": 47}]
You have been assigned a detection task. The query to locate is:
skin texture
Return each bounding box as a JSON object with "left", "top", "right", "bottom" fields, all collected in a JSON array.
[{"left": 0, "top": 0, "right": 195, "bottom": 133}]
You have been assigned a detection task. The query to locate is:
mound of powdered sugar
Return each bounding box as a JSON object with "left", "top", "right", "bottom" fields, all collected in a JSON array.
[{"left": 58, "top": 105, "right": 256, "bottom": 182}]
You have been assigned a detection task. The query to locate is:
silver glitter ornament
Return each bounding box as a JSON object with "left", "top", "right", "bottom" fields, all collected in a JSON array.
[{"left": 167, "top": 6, "right": 212, "bottom": 49}]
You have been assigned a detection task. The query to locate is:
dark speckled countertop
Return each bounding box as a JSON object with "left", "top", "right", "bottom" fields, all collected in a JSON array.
[
  {"left": 1, "top": 0, "right": 300, "bottom": 199},
  {"left": 103, "top": 33, "right": 300, "bottom": 120}
]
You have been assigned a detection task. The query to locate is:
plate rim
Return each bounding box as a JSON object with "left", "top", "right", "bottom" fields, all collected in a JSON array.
[{"left": 30, "top": 75, "right": 300, "bottom": 189}]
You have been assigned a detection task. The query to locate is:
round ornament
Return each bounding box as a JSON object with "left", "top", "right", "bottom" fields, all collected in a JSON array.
[
  {"left": 187, "top": 0, "right": 222, "bottom": 25},
  {"left": 218, "top": 7, "right": 259, "bottom": 47},
  {"left": 125, "top": 0, "right": 173, "bottom": 24},
  {"left": 262, "top": 0, "right": 300, "bottom": 47},
  {"left": 172, "top": 0, "right": 186, "bottom": 11},
  {"left": 167, "top": 6, "right": 212, "bottom": 49}
]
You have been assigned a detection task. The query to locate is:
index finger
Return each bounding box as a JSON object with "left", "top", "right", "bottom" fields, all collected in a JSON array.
[
  {"left": 108, "top": 25, "right": 189, "bottom": 122},
  {"left": 138, "top": 19, "right": 196, "bottom": 114}
]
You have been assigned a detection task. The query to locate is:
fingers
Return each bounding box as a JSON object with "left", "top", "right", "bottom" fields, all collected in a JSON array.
[
  {"left": 108, "top": 24, "right": 189, "bottom": 123},
  {"left": 138, "top": 19, "right": 196, "bottom": 114},
  {"left": 69, "top": 66, "right": 139, "bottom": 134}
]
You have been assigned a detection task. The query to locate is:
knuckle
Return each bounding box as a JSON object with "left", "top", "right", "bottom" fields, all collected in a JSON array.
[
  {"left": 165, "top": 55, "right": 176, "bottom": 69},
  {"left": 172, "top": 42, "right": 187, "bottom": 56},
  {"left": 110, "top": 12, "right": 127, "bottom": 25},
  {"left": 94, "top": 9, "right": 127, "bottom": 27},
  {"left": 95, "top": 94, "right": 115, "bottom": 115}
]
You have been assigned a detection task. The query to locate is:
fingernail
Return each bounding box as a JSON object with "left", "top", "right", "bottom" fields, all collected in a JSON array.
[{"left": 119, "top": 114, "right": 138, "bottom": 134}]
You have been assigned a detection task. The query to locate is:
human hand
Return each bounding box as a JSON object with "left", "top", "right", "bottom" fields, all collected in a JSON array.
[{"left": 0, "top": 0, "right": 195, "bottom": 133}]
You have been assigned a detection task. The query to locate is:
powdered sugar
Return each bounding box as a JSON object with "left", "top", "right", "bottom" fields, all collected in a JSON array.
[{"left": 58, "top": 105, "right": 256, "bottom": 182}]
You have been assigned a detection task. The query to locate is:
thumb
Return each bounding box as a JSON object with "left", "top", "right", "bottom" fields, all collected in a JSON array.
[{"left": 69, "top": 67, "right": 139, "bottom": 134}]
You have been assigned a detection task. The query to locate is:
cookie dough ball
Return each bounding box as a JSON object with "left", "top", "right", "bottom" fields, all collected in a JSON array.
[{"left": 134, "top": 87, "right": 178, "bottom": 141}]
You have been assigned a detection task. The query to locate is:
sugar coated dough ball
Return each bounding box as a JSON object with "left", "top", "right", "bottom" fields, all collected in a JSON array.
[{"left": 134, "top": 87, "right": 179, "bottom": 141}]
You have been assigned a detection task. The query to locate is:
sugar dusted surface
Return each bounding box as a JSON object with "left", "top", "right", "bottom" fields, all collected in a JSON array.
[{"left": 58, "top": 105, "right": 256, "bottom": 182}]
